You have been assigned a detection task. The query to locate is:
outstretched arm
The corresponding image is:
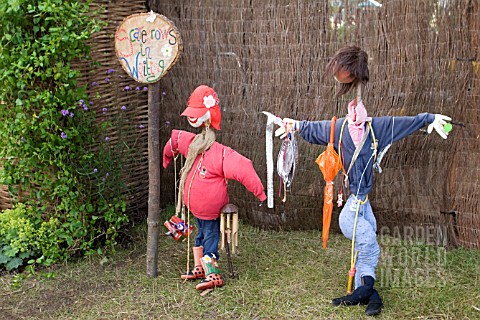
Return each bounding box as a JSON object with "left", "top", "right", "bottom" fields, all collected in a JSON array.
[
  {"left": 273, "top": 117, "right": 331, "bottom": 146},
  {"left": 375, "top": 113, "right": 450, "bottom": 149},
  {"left": 223, "top": 149, "right": 267, "bottom": 202},
  {"left": 162, "top": 130, "right": 196, "bottom": 168}
]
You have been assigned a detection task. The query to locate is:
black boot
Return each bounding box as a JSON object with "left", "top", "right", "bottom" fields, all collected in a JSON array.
[
  {"left": 332, "top": 276, "right": 375, "bottom": 306},
  {"left": 365, "top": 289, "right": 383, "bottom": 316}
]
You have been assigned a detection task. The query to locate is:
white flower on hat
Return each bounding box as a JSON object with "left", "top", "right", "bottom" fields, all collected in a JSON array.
[{"left": 203, "top": 95, "right": 216, "bottom": 108}]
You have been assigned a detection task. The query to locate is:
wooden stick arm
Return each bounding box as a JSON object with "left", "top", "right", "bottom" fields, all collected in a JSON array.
[{"left": 356, "top": 83, "right": 362, "bottom": 103}]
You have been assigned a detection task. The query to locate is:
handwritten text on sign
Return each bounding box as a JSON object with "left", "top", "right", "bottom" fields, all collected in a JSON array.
[{"left": 115, "top": 12, "right": 182, "bottom": 84}]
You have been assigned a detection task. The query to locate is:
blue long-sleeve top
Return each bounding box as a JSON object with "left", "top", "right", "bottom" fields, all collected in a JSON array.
[{"left": 298, "top": 113, "right": 435, "bottom": 197}]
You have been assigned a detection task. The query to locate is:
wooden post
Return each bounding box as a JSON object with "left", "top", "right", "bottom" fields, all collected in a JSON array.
[
  {"left": 146, "top": 81, "right": 161, "bottom": 277},
  {"left": 146, "top": 0, "right": 159, "bottom": 12},
  {"left": 115, "top": 11, "right": 182, "bottom": 277}
]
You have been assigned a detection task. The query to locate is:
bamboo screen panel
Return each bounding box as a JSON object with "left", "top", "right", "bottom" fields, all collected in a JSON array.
[
  {"left": 75, "top": 0, "right": 151, "bottom": 219},
  {"left": 3, "top": 0, "right": 477, "bottom": 248},
  {"left": 151, "top": 0, "right": 479, "bottom": 248}
]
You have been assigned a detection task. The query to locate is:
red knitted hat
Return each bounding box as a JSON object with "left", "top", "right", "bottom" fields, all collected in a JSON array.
[{"left": 181, "top": 85, "right": 221, "bottom": 130}]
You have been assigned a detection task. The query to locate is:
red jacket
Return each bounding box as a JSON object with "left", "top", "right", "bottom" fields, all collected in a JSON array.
[{"left": 163, "top": 130, "right": 267, "bottom": 220}]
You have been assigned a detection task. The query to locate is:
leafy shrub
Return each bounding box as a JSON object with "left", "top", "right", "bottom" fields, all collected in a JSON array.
[
  {"left": 0, "top": 0, "right": 129, "bottom": 271},
  {"left": 0, "top": 203, "right": 60, "bottom": 270}
]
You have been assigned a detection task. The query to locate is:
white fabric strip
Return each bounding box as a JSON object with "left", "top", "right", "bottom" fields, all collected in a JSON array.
[{"left": 265, "top": 117, "right": 274, "bottom": 208}]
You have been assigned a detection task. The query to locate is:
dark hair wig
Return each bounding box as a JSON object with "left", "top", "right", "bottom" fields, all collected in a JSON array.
[{"left": 325, "top": 46, "right": 369, "bottom": 97}]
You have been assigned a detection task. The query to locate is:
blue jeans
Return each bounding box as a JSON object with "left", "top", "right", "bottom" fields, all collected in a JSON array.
[
  {"left": 339, "top": 194, "right": 380, "bottom": 289},
  {"left": 195, "top": 217, "right": 220, "bottom": 260}
]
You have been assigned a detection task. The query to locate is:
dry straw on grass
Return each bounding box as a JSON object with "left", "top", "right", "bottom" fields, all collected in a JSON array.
[{"left": 1, "top": 217, "right": 479, "bottom": 319}]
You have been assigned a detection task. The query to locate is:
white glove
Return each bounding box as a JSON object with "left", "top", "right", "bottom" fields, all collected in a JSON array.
[
  {"left": 274, "top": 118, "right": 298, "bottom": 139},
  {"left": 427, "top": 114, "right": 452, "bottom": 139}
]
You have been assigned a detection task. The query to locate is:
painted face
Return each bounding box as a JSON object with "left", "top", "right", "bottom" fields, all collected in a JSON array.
[
  {"left": 187, "top": 110, "right": 211, "bottom": 128},
  {"left": 334, "top": 67, "right": 355, "bottom": 83}
]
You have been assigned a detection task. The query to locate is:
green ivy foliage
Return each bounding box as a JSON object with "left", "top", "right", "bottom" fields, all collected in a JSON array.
[{"left": 0, "top": 0, "right": 129, "bottom": 271}]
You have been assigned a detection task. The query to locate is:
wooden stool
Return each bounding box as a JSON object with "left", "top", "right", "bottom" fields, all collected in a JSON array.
[{"left": 220, "top": 204, "right": 238, "bottom": 278}]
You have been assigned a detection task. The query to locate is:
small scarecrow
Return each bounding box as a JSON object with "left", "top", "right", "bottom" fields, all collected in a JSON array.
[
  {"left": 275, "top": 46, "right": 451, "bottom": 316},
  {"left": 162, "top": 85, "right": 267, "bottom": 291}
]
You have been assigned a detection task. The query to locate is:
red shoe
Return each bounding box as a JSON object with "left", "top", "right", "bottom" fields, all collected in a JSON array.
[
  {"left": 195, "top": 255, "right": 224, "bottom": 290},
  {"left": 180, "top": 246, "right": 205, "bottom": 280},
  {"left": 195, "top": 273, "right": 224, "bottom": 290},
  {"left": 181, "top": 265, "right": 205, "bottom": 280}
]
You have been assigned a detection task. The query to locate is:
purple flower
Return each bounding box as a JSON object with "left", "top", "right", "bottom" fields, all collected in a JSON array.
[
  {"left": 102, "top": 107, "right": 108, "bottom": 114},
  {"left": 165, "top": 121, "right": 171, "bottom": 125},
  {"left": 83, "top": 104, "right": 89, "bottom": 111},
  {"left": 93, "top": 168, "right": 98, "bottom": 173},
  {"left": 92, "top": 82, "right": 98, "bottom": 87},
  {"left": 105, "top": 78, "right": 110, "bottom": 83},
  {"left": 162, "top": 91, "right": 166, "bottom": 96},
  {"left": 79, "top": 99, "right": 84, "bottom": 104},
  {"left": 60, "top": 132, "right": 67, "bottom": 139},
  {"left": 69, "top": 112, "right": 74, "bottom": 117},
  {"left": 89, "top": 101, "right": 93, "bottom": 105},
  {"left": 105, "top": 172, "right": 109, "bottom": 177},
  {"left": 139, "top": 124, "right": 144, "bottom": 129},
  {"left": 61, "top": 109, "right": 69, "bottom": 116},
  {"left": 121, "top": 106, "right": 126, "bottom": 111},
  {"left": 105, "top": 137, "right": 110, "bottom": 142},
  {"left": 106, "top": 69, "right": 116, "bottom": 74},
  {"left": 143, "top": 86, "right": 148, "bottom": 91},
  {"left": 135, "top": 87, "right": 140, "bottom": 91}
]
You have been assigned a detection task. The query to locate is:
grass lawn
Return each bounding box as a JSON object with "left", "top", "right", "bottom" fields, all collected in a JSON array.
[{"left": 1, "top": 214, "right": 479, "bottom": 319}]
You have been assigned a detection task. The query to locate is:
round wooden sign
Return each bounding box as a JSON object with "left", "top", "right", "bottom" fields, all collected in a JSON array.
[{"left": 115, "top": 11, "right": 182, "bottom": 84}]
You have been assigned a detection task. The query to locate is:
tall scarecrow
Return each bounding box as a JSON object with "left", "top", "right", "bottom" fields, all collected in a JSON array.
[
  {"left": 163, "top": 85, "right": 267, "bottom": 291},
  {"left": 275, "top": 46, "right": 451, "bottom": 316}
]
